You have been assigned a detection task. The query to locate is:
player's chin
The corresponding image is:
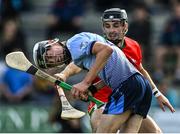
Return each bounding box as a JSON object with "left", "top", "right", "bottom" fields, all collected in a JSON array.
[{"left": 108, "top": 36, "right": 118, "bottom": 41}]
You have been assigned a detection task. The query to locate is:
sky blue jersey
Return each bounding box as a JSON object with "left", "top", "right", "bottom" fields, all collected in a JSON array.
[{"left": 67, "top": 32, "right": 139, "bottom": 90}]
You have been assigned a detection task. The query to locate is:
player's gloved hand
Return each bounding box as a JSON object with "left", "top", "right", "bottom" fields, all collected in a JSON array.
[
  {"left": 54, "top": 73, "right": 67, "bottom": 82},
  {"left": 156, "top": 93, "right": 175, "bottom": 113}
]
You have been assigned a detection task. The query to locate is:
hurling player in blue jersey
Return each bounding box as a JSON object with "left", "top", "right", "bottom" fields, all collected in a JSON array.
[{"left": 33, "top": 32, "right": 152, "bottom": 133}]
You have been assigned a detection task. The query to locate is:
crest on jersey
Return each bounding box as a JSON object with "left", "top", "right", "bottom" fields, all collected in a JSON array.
[{"left": 80, "top": 41, "right": 88, "bottom": 49}]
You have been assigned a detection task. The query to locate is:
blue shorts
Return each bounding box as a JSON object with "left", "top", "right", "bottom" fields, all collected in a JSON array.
[{"left": 103, "top": 73, "right": 152, "bottom": 118}]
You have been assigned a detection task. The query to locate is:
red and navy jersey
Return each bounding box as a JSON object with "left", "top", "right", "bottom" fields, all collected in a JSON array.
[{"left": 88, "top": 36, "right": 143, "bottom": 113}]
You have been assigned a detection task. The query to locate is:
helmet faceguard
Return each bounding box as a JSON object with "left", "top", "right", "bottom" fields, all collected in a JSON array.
[{"left": 33, "top": 38, "right": 71, "bottom": 69}]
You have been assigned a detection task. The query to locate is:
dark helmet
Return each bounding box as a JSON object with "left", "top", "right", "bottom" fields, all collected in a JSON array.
[
  {"left": 33, "top": 38, "right": 71, "bottom": 69},
  {"left": 101, "top": 8, "right": 128, "bottom": 22}
]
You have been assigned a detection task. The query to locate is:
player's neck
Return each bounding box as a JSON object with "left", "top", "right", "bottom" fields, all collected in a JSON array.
[{"left": 117, "top": 39, "right": 125, "bottom": 49}]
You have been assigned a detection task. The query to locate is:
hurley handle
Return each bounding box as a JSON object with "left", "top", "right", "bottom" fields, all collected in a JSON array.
[{"left": 56, "top": 80, "right": 104, "bottom": 108}]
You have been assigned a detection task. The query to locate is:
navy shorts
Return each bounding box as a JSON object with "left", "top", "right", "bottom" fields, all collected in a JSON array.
[{"left": 103, "top": 73, "right": 152, "bottom": 118}]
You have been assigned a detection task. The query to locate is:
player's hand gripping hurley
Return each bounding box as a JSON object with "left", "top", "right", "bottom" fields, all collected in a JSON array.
[{"left": 5, "top": 52, "right": 104, "bottom": 109}]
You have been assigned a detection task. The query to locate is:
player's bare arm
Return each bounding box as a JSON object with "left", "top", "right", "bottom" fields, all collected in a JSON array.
[
  {"left": 84, "top": 42, "right": 113, "bottom": 84},
  {"left": 54, "top": 61, "right": 107, "bottom": 94},
  {"left": 54, "top": 62, "right": 82, "bottom": 81},
  {"left": 139, "top": 63, "right": 175, "bottom": 113},
  {"left": 71, "top": 42, "right": 113, "bottom": 100},
  {"left": 93, "top": 80, "right": 106, "bottom": 90}
]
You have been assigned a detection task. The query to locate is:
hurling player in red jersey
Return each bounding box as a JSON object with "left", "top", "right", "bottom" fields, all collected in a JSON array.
[
  {"left": 89, "top": 8, "right": 175, "bottom": 133},
  {"left": 52, "top": 8, "right": 175, "bottom": 133}
]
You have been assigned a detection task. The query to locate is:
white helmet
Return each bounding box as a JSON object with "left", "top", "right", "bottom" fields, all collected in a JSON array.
[{"left": 33, "top": 38, "right": 71, "bottom": 68}]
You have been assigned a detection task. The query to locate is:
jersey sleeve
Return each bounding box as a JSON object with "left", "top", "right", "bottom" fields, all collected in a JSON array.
[{"left": 66, "top": 33, "right": 96, "bottom": 61}]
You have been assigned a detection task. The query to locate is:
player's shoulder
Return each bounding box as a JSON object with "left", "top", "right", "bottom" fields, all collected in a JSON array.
[
  {"left": 70, "top": 32, "right": 100, "bottom": 39},
  {"left": 67, "top": 32, "right": 88, "bottom": 47},
  {"left": 68, "top": 32, "right": 95, "bottom": 42},
  {"left": 78, "top": 32, "right": 104, "bottom": 40},
  {"left": 67, "top": 32, "right": 105, "bottom": 46},
  {"left": 124, "top": 36, "right": 141, "bottom": 48}
]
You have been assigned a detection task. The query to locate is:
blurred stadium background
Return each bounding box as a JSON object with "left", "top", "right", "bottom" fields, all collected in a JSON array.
[{"left": 0, "top": 0, "right": 180, "bottom": 133}]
